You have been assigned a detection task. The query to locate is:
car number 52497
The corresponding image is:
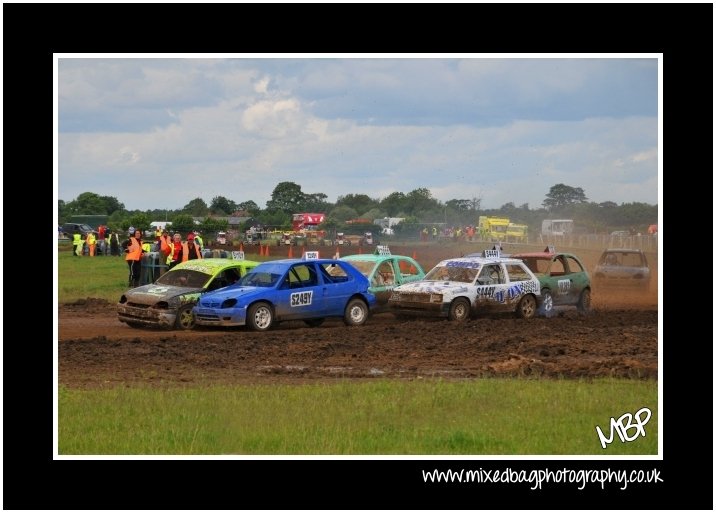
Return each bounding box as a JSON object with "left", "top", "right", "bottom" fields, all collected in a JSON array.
[{"left": 290, "top": 291, "right": 313, "bottom": 307}]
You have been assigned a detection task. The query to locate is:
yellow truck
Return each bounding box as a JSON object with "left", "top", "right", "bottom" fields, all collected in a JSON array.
[
  {"left": 478, "top": 216, "right": 510, "bottom": 241},
  {"left": 506, "top": 223, "right": 528, "bottom": 243}
]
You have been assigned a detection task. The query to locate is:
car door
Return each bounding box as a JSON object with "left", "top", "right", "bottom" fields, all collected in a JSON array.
[
  {"left": 547, "top": 255, "right": 575, "bottom": 306},
  {"left": 273, "top": 263, "right": 324, "bottom": 320},
  {"left": 475, "top": 263, "right": 509, "bottom": 313},
  {"left": 563, "top": 255, "right": 589, "bottom": 303},
  {"left": 503, "top": 263, "right": 536, "bottom": 310}
]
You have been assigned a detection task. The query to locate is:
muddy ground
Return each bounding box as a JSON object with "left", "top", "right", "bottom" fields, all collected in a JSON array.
[{"left": 59, "top": 289, "right": 658, "bottom": 388}]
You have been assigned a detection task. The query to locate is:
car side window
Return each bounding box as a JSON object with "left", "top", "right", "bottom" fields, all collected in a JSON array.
[
  {"left": 550, "top": 258, "right": 566, "bottom": 276},
  {"left": 377, "top": 262, "right": 395, "bottom": 286},
  {"left": 478, "top": 264, "right": 504, "bottom": 285},
  {"left": 565, "top": 256, "right": 584, "bottom": 274},
  {"left": 505, "top": 264, "right": 530, "bottom": 282}
]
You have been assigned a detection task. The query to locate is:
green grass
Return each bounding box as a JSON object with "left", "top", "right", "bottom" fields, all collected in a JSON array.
[
  {"left": 58, "top": 379, "right": 658, "bottom": 455},
  {"left": 56, "top": 245, "right": 271, "bottom": 303}
]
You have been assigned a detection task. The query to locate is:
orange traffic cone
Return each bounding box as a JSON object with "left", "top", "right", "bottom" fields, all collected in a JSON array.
[
  {"left": 265, "top": 244, "right": 269, "bottom": 257},
  {"left": 259, "top": 244, "right": 264, "bottom": 256},
  {"left": 288, "top": 245, "right": 293, "bottom": 258},
  {"left": 239, "top": 242, "right": 244, "bottom": 252},
  {"left": 412, "top": 250, "right": 417, "bottom": 260},
  {"left": 335, "top": 247, "right": 340, "bottom": 259}
]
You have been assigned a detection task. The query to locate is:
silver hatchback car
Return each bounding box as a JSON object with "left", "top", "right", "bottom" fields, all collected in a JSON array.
[{"left": 593, "top": 249, "right": 651, "bottom": 292}]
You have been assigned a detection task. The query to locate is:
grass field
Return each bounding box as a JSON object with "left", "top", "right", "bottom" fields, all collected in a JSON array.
[{"left": 58, "top": 379, "right": 657, "bottom": 455}]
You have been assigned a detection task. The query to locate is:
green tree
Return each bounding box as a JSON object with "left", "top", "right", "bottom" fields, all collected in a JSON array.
[
  {"left": 266, "top": 181, "right": 306, "bottom": 213},
  {"left": 335, "top": 194, "right": 379, "bottom": 216},
  {"left": 542, "top": 184, "right": 588, "bottom": 212},
  {"left": 328, "top": 205, "right": 358, "bottom": 224},
  {"left": 171, "top": 214, "right": 197, "bottom": 233},
  {"left": 210, "top": 196, "right": 238, "bottom": 216},
  {"left": 201, "top": 217, "right": 229, "bottom": 234},
  {"left": 182, "top": 198, "right": 209, "bottom": 217},
  {"left": 379, "top": 192, "right": 408, "bottom": 217},
  {"left": 99, "top": 195, "right": 125, "bottom": 215},
  {"left": 127, "top": 213, "right": 151, "bottom": 234},
  {"left": 405, "top": 188, "right": 440, "bottom": 217},
  {"left": 237, "top": 200, "right": 260, "bottom": 215},
  {"left": 304, "top": 192, "right": 331, "bottom": 212}
]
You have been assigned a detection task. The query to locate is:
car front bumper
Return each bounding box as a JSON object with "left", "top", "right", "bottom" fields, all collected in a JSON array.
[
  {"left": 117, "top": 303, "right": 178, "bottom": 329},
  {"left": 194, "top": 306, "right": 247, "bottom": 327}
]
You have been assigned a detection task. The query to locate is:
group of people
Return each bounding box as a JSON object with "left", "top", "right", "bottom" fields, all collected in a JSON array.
[
  {"left": 123, "top": 228, "right": 204, "bottom": 287},
  {"left": 71, "top": 225, "right": 121, "bottom": 257}
]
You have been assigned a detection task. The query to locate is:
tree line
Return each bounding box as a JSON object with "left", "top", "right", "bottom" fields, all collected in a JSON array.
[{"left": 58, "top": 183, "right": 657, "bottom": 236}]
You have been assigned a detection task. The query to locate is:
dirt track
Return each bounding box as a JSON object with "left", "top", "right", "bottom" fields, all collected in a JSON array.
[{"left": 59, "top": 287, "right": 658, "bottom": 388}]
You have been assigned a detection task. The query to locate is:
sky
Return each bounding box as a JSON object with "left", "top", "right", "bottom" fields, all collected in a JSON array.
[{"left": 56, "top": 55, "right": 660, "bottom": 213}]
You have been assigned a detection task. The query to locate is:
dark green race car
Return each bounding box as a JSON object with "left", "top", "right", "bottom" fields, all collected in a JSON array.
[{"left": 512, "top": 249, "right": 591, "bottom": 315}]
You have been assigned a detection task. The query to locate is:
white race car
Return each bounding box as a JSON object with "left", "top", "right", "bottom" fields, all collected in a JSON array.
[{"left": 388, "top": 252, "right": 541, "bottom": 321}]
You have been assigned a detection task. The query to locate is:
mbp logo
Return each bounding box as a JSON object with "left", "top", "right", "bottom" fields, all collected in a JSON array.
[{"left": 595, "top": 407, "right": 652, "bottom": 449}]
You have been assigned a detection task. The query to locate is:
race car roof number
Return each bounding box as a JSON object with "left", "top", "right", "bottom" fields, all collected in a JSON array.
[{"left": 303, "top": 251, "right": 320, "bottom": 260}]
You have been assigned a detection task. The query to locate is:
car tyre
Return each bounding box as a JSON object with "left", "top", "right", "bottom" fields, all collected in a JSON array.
[
  {"left": 247, "top": 302, "right": 274, "bottom": 331},
  {"left": 577, "top": 289, "right": 591, "bottom": 312},
  {"left": 174, "top": 304, "right": 196, "bottom": 330},
  {"left": 448, "top": 297, "right": 471, "bottom": 322},
  {"left": 540, "top": 288, "right": 554, "bottom": 314},
  {"left": 516, "top": 295, "right": 537, "bottom": 319},
  {"left": 344, "top": 298, "right": 368, "bottom": 326},
  {"left": 304, "top": 318, "right": 325, "bottom": 328}
]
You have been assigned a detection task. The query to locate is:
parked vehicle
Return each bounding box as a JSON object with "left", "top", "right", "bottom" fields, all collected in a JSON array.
[
  {"left": 593, "top": 249, "right": 651, "bottom": 291},
  {"left": 117, "top": 258, "right": 261, "bottom": 330},
  {"left": 388, "top": 251, "right": 541, "bottom": 321},
  {"left": 193, "top": 256, "right": 376, "bottom": 331},
  {"left": 512, "top": 248, "right": 591, "bottom": 314}
]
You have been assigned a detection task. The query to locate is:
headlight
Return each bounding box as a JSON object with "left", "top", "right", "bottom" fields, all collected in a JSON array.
[{"left": 221, "top": 298, "right": 238, "bottom": 309}]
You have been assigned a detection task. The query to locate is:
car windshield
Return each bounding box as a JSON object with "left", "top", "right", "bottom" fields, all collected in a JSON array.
[
  {"left": 601, "top": 252, "right": 645, "bottom": 267},
  {"left": 425, "top": 264, "right": 477, "bottom": 283},
  {"left": 238, "top": 271, "right": 282, "bottom": 287},
  {"left": 156, "top": 269, "right": 211, "bottom": 288}
]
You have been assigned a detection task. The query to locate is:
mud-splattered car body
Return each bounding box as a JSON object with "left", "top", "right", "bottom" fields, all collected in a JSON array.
[
  {"left": 512, "top": 250, "right": 591, "bottom": 314},
  {"left": 593, "top": 248, "right": 651, "bottom": 291},
  {"left": 117, "top": 258, "right": 261, "bottom": 330},
  {"left": 341, "top": 249, "right": 425, "bottom": 312},
  {"left": 388, "top": 255, "right": 541, "bottom": 321},
  {"left": 193, "top": 257, "right": 376, "bottom": 331}
]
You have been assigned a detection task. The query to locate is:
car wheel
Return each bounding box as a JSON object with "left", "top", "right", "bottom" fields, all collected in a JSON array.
[
  {"left": 304, "top": 318, "right": 325, "bottom": 328},
  {"left": 448, "top": 298, "right": 470, "bottom": 322},
  {"left": 247, "top": 302, "right": 274, "bottom": 331},
  {"left": 577, "top": 289, "right": 591, "bottom": 312},
  {"left": 516, "top": 295, "right": 537, "bottom": 319},
  {"left": 344, "top": 298, "right": 368, "bottom": 326},
  {"left": 540, "top": 288, "right": 554, "bottom": 314},
  {"left": 174, "top": 304, "right": 196, "bottom": 330}
]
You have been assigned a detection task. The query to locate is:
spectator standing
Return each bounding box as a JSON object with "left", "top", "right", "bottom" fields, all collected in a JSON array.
[
  {"left": 167, "top": 233, "right": 184, "bottom": 270},
  {"left": 185, "top": 233, "right": 203, "bottom": 261},
  {"left": 109, "top": 232, "right": 120, "bottom": 256},
  {"left": 124, "top": 229, "right": 144, "bottom": 287},
  {"left": 193, "top": 232, "right": 204, "bottom": 252},
  {"left": 86, "top": 232, "right": 97, "bottom": 256},
  {"left": 72, "top": 232, "right": 82, "bottom": 256}
]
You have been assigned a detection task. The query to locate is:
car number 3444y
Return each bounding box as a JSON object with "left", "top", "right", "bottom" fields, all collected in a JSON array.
[{"left": 291, "top": 291, "right": 313, "bottom": 307}]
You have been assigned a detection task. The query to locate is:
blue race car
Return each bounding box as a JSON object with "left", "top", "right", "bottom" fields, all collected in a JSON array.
[{"left": 193, "top": 255, "right": 377, "bottom": 331}]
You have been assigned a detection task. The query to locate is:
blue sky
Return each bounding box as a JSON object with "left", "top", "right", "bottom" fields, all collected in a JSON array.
[{"left": 56, "top": 55, "right": 659, "bottom": 212}]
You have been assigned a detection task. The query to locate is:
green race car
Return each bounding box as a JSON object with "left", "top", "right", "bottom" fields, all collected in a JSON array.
[
  {"left": 118, "top": 257, "right": 261, "bottom": 330},
  {"left": 512, "top": 249, "right": 591, "bottom": 314},
  {"left": 341, "top": 247, "right": 426, "bottom": 312}
]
